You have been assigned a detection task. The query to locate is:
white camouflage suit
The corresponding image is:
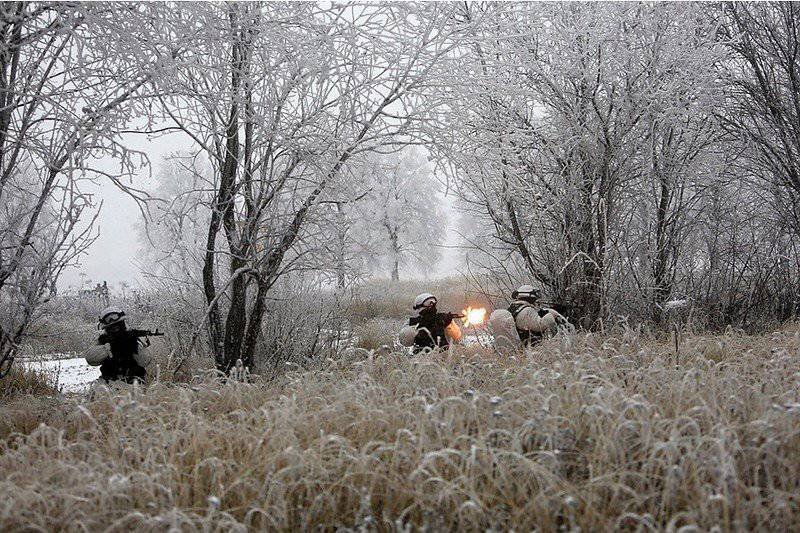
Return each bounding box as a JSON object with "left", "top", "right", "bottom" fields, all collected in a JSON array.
[{"left": 489, "top": 286, "right": 567, "bottom": 352}]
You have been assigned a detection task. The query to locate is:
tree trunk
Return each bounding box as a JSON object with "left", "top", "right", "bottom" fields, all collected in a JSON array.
[
  {"left": 652, "top": 157, "right": 673, "bottom": 323},
  {"left": 336, "top": 202, "right": 347, "bottom": 288},
  {"left": 387, "top": 224, "right": 400, "bottom": 281},
  {"left": 241, "top": 278, "right": 267, "bottom": 371},
  {"left": 207, "top": 5, "right": 246, "bottom": 373}
]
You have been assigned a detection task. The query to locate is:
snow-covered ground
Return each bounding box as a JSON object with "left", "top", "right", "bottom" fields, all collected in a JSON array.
[
  {"left": 464, "top": 331, "right": 493, "bottom": 346},
  {"left": 22, "top": 357, "right": 100, "bottom": 393}
]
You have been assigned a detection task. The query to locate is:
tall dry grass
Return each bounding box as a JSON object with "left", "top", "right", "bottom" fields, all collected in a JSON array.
[
  {"left": 15, "top": 314, "right": 97, "bottom": 358},
  {"left": 353, "top": 318, "right": 405, "bottom": 351},
  {"left": 1, "top": 327, "right": 799, "bottom": 531},
  {"left": 0, "top": 365, "right": 59, "bottom": 401}
]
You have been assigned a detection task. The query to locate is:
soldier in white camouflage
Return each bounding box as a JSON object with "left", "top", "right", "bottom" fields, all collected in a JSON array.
[
  {"left": 398, "top": 293, "right": 463, "bottom": 353},
  {"left": 84, "top": 306, "right": 152, "bottom": 383},
  {"left": 489, "top": 285, "right": 568, "bottom": 350}
]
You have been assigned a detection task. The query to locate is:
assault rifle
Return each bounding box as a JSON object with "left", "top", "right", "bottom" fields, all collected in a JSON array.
[
  {"left": 536, "top": 304, "right": 574, "bottom": 328},
  {"left": 129, "top": 328, "right": 164, "bottom": 338},
  {"left": 99, "top": 328, "right": 164, "bottom": 345},
  {"left": 441, "top": 312, "right": 465, "bottom": 322},
  {"left": 538, "top": 301, "right": 578, "bottom": 310},
  {"left": 538, "top": 301, "right": 580, "bottom": 315},
  {"left": 129, "top": 328, "right": 164, "bottom": 348}
]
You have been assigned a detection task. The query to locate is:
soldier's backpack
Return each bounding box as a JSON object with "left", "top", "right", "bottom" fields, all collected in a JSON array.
[{"left": 488, "top": 308, "right": 521, "bottom": 352}]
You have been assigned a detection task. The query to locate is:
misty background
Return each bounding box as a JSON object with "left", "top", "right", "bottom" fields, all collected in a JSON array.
[{"left": 61, "top": 140, "right": 462, "bottom": 291}]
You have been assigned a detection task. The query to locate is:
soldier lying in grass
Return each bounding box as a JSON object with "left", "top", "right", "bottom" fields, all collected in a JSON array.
[{"left": 489, "top": 285, "right": 569, "bottom": 351}]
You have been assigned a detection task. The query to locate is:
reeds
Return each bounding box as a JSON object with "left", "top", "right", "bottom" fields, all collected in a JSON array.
[{"left": 1, "top": 327, "right": 799, "bottom": 531}]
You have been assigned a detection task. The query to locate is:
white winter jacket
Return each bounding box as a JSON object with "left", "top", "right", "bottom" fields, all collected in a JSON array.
[
  {"left": 85, "top": 343, "right": 111, "bottom": 366},
  {"left": 84, "top": 340, "right": 152, "bottom": 367}
]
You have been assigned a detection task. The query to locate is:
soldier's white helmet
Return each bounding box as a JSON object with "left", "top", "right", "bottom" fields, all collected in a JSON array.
[
  {"left": 512, "top": 285, "right": 540, "bottom": 300},
  {"left": 413, "top": 292, "right": 437, "bottom": 310},
  {"left": 99, "top": 306, "right": 126, "bottom": 328}
]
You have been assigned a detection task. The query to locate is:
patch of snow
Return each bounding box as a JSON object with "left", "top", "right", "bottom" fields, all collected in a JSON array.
[
  {"left": 22, "top": 357, "right": 100, "bottom": 393},
  {"left": 781, "top": 403, "right": 800, "bottom": 414},
  {"left": 663, "top": 299, "right": 689, "bottom": 311}
]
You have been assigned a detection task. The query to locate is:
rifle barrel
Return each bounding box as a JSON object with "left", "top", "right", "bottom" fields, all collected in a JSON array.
[{"left": 132, "top": 329, "right": 164, "bottom": 337}]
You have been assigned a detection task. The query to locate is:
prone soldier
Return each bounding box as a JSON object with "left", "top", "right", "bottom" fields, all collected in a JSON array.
[{"left": 489, "top": 285, "right": 569, "bottom": 351}]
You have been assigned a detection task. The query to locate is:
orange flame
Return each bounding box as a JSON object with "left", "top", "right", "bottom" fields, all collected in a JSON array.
[{"left": 462, "top": 306, "right": 487, "bottom": 327}]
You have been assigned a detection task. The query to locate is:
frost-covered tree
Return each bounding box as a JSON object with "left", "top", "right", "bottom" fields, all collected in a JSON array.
[
  {"left": 356, "top": 149, "right": 445, "bottom": 281},
  {"left": 0, "top": 2, "right": 190, "bottom": 377},
  {"left": 137, "top": 154, "right": 211, "bottom": 288},
  {"left": 719, "top": 3, "right": 800, "bottom": 236},
  {"left": 426, "top": 2, "right": 728, "bottom": 324},
  {"left": 304, "top": 164, "right": 374, "bottom": 290},
  {"left": 155, "top": 3, "right": 457, "bottom": 371}
]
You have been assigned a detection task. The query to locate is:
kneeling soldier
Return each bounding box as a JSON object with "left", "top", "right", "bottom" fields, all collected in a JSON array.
[
  {"left": 84, "top": 306, "right": 152, "bottom": 383},
  {"left": 399, "top": 293, "right": 462, "bottom": 353}
]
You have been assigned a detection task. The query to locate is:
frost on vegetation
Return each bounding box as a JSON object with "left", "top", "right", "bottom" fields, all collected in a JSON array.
[
  {"left": 2, "top": 329, "right": 800, "bottom": 531},
  {"left": 775, "top": 403, "right": 800, "bottom": 414}
]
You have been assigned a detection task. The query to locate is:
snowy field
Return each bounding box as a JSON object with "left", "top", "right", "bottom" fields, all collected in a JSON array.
[{"left": 22, "top": 357, "right": 100, "bottom": 393}]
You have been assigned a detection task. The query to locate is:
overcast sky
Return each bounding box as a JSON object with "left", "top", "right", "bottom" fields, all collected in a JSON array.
[{"left": 59, "top": 136, "right": 461, "bottom": 293}]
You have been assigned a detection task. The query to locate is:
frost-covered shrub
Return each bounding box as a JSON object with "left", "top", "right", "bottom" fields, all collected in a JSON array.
[
  {"left": 254, "top": 278, "right": 351, "bottom": 372},
  {"left": 353, "top": 318, "right": 404, "bottom": 351}
]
